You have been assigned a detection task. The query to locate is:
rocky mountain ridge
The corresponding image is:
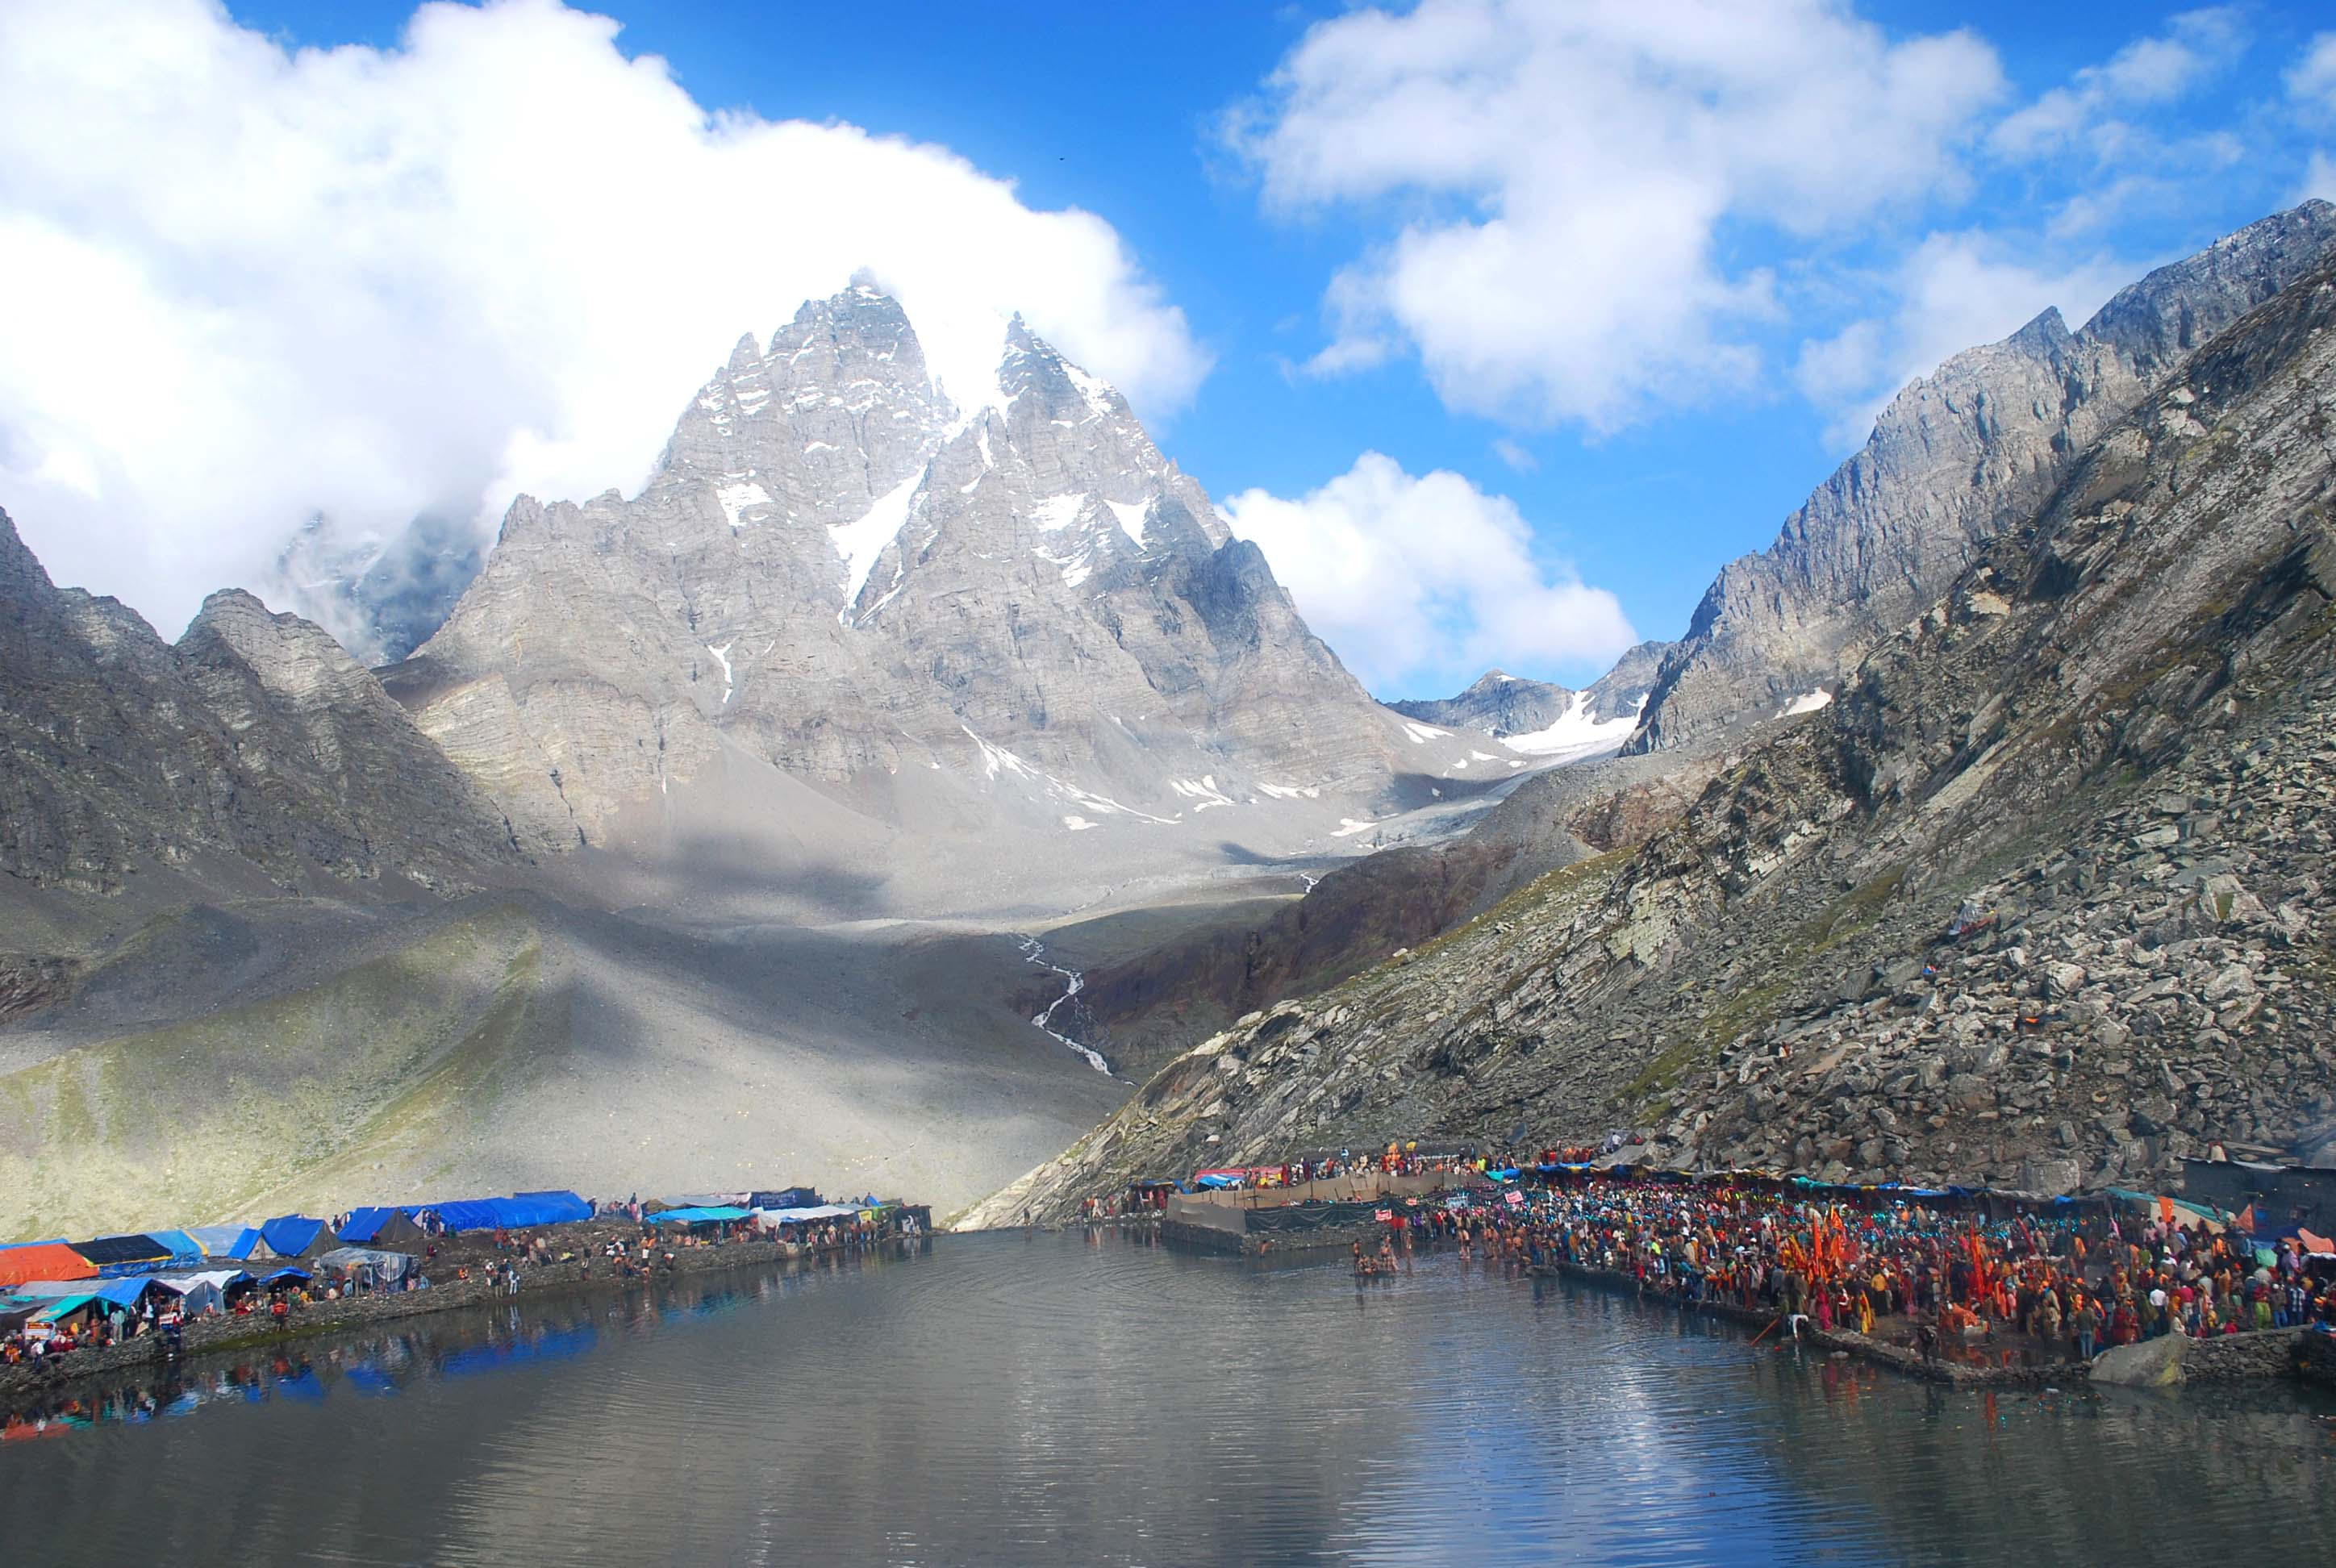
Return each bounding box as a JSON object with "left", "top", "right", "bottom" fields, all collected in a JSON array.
[
  {"left": 966, "top": 235, "right": 2336, "bottom": 1225},
  {"left": 391, "top": 289, "right": 1470, "bottom": 865},
  {"left": 1624, "top": 199, "right": 2336, "bottom": 757},
  {"left": 0, "top": 507, "right": 521, "bottom": 898},
  {"left": 1387, "top": 640, "right": 1669, "bottom": 743}
]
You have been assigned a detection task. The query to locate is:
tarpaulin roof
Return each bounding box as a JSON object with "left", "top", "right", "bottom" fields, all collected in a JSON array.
[
  {"left": 10, "top": 1278, "right": 152, "bottom": 1308},
  {"left": 428, "top": 1192, "right": 590, "bottom": 1232},
  {"left": 151, "top": 1270, "right": 250, "bottom": 1294},
  {"left": 753, "top": 1204, "right": 858, "bottom": 1223},
  {"left": 259, "top": 1267, "right": 311, "bottom": 1284},
  {"left": 649, "top": 1206, "right": 752, "bottom": 1224},
  {"left": 259, "top": 1216, "right": 336, "bottom": 1257},
  {"left": 503, "top": 1191, "right": 592, "bottom": 1225},
  {"left": 336, "top": 1207, "right": 425, "bottom": 1244},
  {"left": 426, "top": 1200, "right": 505, "bottom": 1233},
  {"left": 143, "top": 1230, "right": 206, "bottom": 1266},
  {"left": 30, "top": 1293, "right": 106, "bottom": 1323},
  {"left": 186, "top": 1225, "right": 264, "bottom": 1260},
  {"left": 0, "top": 1243, "right": 96, "bottom": 1287},
  {"left": 70, "top": 1233, "right": 173, "bottom": 1269}
]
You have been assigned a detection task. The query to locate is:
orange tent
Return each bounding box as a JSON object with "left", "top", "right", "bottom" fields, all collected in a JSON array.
[{"left": 0, "top": 1243, "right": 98, "bottom": 1288}]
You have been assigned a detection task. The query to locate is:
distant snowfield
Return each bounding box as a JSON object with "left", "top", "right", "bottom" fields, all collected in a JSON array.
[
  {"left": 1501, "top": 691, "right": 1644, "bottom": 760},
  {"left": 1778, "top": 688, "right": 1833, "bottom": 717}
]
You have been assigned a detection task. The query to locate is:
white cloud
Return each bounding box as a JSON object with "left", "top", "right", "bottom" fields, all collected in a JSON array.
[
  {"left": 1220, "top": 452, "right": 1633, "bottom": 696},
  {"left": 0, "top": 0, "right": 1208, "bottom": 636},
  {"left": 2305, "top": 152, "right": 2336, "bottom": 205},
  {"left": 1990, "top": 7, "right": 2247, "bottom": 161},
  {"left": 2291, "top": 32, "right": 2336, "bottom": 115},
  {"left": 1791, "top": 319, "right": 1885, "bottom": 408},
  {"left": 1228, "top": 0, "right": 2004, "bottom": 430},
  {"left": 1806, "top": 231, "right": 2134, "bottom": 449},
  {"left": 1490, "top": 437, "right": 1537, "bottom": 473}
]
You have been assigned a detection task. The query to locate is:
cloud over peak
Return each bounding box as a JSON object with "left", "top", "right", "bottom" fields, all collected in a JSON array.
[
  {"left": 0, "top": 0, "right": 1208, "bottom": 635},
  {"left": 1221, "top": 452, "right": 1633, "bottom": 698}
]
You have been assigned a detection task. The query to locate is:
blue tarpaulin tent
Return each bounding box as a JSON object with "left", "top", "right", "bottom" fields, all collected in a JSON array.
[
  {"left": 507, "top": 1191, "right": 592, "bottom": 1225},
  {"left": 337, "top": 1207, "right": 426, "bottom": 1245},
  {"left": 425, "top": 1199, "right": 505, "bottom": 1234},
  {"left": 428, "top": 1192, "right": 592, "bottom": 1233},
  {"left": 259, "top": 1216, "right": 336, "bottom": 1257},
  {"left": 11, "top": 1278, "right": 153, "bottom": 1309},
  {"left": 186, "top": 1225, "right": 264, "bottom": 1260},
  {"left": 648, "top": 1206, "right": 752, "bottom": 1225},
  {"left": 141, "top": 1230, "right": 206, "bottom": 1269}
]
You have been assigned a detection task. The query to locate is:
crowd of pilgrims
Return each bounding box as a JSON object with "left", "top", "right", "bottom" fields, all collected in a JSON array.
[{"left": 1361, "top": 1177, "right": 2336, "bottom": 1362}]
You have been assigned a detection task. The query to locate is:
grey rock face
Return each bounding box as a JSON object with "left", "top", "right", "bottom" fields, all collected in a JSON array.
[
  {"left": 398, "top": 289, "right": 1404, "bottom": 845},
  {"left": 0, "top": 509, "right": 519, "bottom": 894},
  {"left": 1388, "top": 642, "right": 1672, "bottom": 740},
  {"left": 1627, "top": 200, "right": 2336, "bottom": 755},
  {"left": 1389, "top": 671, "right": 1573, "bottom": 737}
]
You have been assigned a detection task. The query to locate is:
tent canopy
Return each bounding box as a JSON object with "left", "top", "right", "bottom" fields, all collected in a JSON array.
[
  {"left": 259, "top": 1216, "right": 337, "bottom": 1257},
  {"left": 8, "top": 1278, "right": 152, "bottom": 1307},
  {"left": 70, "top": 1233, "right": 173, "bottom": 1273},
  {"left": 30, "top": 1293, "right": 107, "bottom": 1324},
  {"left": 143, "top": 1230, "right": 206, "bottom": 1267},
  {"left": 753, "top": 1204, "right": 859, "bottom": 1224},
  {"left": 317, "top": 1247, "right": 415, "bottom": 1282},
  {"left": 186, "top": 1225, "right": 264, "bottom": 1260},
  {"left": 508, "top": 1191, "right": 592, "bottom": 1225},
  {"left": 427, "top": 1193, "right": 590, "bottom": 1233},
  {"left": 337, "top": 1207, "right": 426, "bottom": 1246},
  {"left": 152, "top": 1270, "right": 251, "bottom": 1295},
  {"left": 0, "top": 1242, "right": 97, "bottom": 1288},
  {"left": 649, "top": 1206, "right": 752, "bottom": 1225}
]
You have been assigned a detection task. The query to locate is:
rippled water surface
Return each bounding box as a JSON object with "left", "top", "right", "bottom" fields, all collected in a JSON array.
[{"left": 3, "top": 1231, "right": 2333, "bottom": 1565}]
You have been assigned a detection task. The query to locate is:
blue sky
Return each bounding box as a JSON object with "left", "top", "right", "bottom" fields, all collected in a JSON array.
[{"left": 8, "top": 2, "right": 2336, "bottom": 698}]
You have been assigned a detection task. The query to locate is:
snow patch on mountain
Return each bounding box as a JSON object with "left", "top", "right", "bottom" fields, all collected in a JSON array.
[
  {"left": 831, "top": 472, "right": 924, "bottom": 607},
  {"left": 1778, "top": 688, "right": 1834, "bottom": 718},
  {"left": 705, "top": 640, "right": 734, "bottom": 705},
  {"left": 1504, "top": 691, "right": 1644, "bottom": 761},
  {"left": 1104, "top": 498, "right": 1149, "bottom": 546},
  {"left": 715, "top": 479, "right": 771, "bottom": 530}
]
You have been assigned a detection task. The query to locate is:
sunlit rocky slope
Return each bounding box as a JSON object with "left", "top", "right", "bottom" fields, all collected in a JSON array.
[{"left": 968, "top": 232, "right": 2336, "bottom": 1224}]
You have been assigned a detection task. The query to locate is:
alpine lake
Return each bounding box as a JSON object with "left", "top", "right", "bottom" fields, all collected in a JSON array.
[{"left": 2, "top": 1229, "right": 2330, "bottom": 1566}]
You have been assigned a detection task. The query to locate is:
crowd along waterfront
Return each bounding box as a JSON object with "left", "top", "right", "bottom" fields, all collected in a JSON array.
[
  {"left": 1, "top": 1228, "right": 2331, "bottom": 1566},
  {"left": 0, "top": 1183, "right": 930, "bottom": 1402}
]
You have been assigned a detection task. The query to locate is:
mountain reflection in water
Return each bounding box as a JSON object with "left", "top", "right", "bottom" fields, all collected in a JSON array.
[{"left": 2, "top": 1230, "right": 2330, "bottom": 1566}]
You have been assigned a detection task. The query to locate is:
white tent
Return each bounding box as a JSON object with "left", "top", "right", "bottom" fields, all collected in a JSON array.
[{"left": 151, "top": 1270, "right": 248, "bottom": 1316}]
